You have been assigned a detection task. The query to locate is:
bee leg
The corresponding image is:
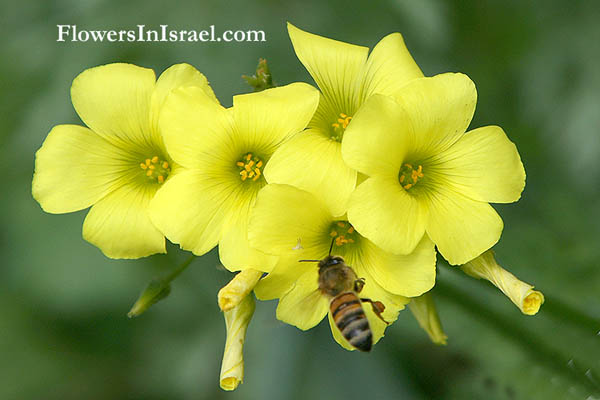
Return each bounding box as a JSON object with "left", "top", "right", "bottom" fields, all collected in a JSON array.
[
  {"left": 354, "top": 278, "right": 366, "bottom": 293},
  {"left": 360, "top": 298, "right": 389, "bottom": 325}
]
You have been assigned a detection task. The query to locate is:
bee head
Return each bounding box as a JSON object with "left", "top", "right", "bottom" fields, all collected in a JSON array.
[{"left": 318, "top": 255, "right": 345, "bottom": 271}]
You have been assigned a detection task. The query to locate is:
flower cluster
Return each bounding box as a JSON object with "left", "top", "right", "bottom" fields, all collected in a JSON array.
[{"left": 32, "top": 23, "right": 544, "bottom": 390}]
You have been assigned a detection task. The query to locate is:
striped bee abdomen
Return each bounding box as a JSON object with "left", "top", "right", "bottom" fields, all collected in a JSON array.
[{"left": 330, "top": 292, "right": 372, "bottom": 352}]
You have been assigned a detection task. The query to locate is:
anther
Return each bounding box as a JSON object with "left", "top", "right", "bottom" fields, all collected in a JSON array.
[
  {"left": 140, "top": 155, "right": 171, "bottom": 184},
  {"left": 237, "top": 152, "right": 265, "bottom": 183},
  {"left": 398, "top": 163, "right": 424, "bottom": 191}
]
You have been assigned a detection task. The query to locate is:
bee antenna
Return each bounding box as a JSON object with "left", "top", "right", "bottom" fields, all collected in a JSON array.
[
  {"left": 298, "top": 259, "right": 320, "bottom": 263},
  {"left": 328, "top": 238, "right": 335, "bottom": 256}
]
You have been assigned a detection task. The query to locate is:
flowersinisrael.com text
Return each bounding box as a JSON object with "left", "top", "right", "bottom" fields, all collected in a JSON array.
[{"left": 57, "top": 25, "right": 266, "bottom": 43}]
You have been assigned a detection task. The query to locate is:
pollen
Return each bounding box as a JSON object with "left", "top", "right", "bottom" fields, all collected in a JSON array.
[
  {"left": 329, "top": 220, "right": 358, "bottom": 248},
  {"left": 330, "top": 112, "right": 352, "bottom": 142},
  {"left": 398, "top": 163, "right": 424, "bottom": 191},
  {"left": 237, "top": 152, "right": 265, "bottom": 182},
  {"left": 140, "top": 154, "right": 171, "bottom": 184}
]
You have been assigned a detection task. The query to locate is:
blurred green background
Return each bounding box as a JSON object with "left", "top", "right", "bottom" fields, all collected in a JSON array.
[{"left": 2, "top": 0, "right": 600, "bottom": 399}]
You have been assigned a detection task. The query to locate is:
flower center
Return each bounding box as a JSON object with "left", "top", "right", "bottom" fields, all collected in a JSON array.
[
  {"left": 398, "top": 163, "right": 424, "bottom": 190},
  {"left": 140, "top": 155, "right": 170, "bottom": 184},
  {"left": 236, "top": 153, "right": 264, "bottom": 182},
  {"left": 329, "top": 220, "right": 359, "bottom": 247},
  {"left": 330, "top": 113, "right": 352, "bottom": 142}
]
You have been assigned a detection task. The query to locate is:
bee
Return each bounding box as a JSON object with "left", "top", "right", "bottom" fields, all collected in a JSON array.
[{"left": 300, "top": 241, "right": 388, "bottom": 352}]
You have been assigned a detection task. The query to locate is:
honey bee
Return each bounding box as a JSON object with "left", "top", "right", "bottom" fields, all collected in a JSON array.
[{"left": 300, "top": 242, "right": 388, "bottom": 352}]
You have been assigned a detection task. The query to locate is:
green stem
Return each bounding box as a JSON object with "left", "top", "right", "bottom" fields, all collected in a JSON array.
[
  {"left": 435, "top": 278, "right": 600, "bottom": 394},
  {"left": 164, "top": 254, "right": 196, "bottom": 284}
]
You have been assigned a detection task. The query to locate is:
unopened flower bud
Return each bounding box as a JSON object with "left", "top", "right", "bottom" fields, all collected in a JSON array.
[
  {"left": 127, "top": 279, "right": 171, "bottom": 318},
  {"left": 461, "top": 250, "right": 544, "bottom": 315},
  {"left": 408, "top": 292, "right": 447, "bottom": 345},
  {"left": 218, "top": 269, "right": 263, "bottom": 312},
  {"left": 220, "top": 294, "right": 255, "bottom": 391}
]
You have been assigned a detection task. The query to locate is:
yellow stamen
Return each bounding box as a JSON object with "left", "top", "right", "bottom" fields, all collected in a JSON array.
[
  {"left": 337, "top": 221, "right": 345, "bottom": 228},
  {"left": 347, "top": 227, "right": 354, "bottom": 234},
  {"left": 399, "top": 163, "right": 424, "bottom": 191},
  {"left": 236, "top": 152, "right": 265, "bottom": 183},
  {"left": 332, "top": 123, "right": 340, "bottom": 128},
  {"left": 330, "top": 230, "right": 338, "bottom": 237},
  {"left": 141, "top": 155, "right": 171, "bottom": 184},
  {"left": 340, "top": 113, "right": 347, "bottom": 118}
]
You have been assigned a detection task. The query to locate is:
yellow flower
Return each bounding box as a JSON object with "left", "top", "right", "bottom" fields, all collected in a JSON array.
[
  {"left": 461, "top": 249, "right": 544, "bottom": 315},
  {"left": 32, "top": 63, "right": 217, "bottom": 258},
  {"left": 263, "top": 23, "right": 424, "bottom": 216},
  {"left": 148, "top": 83, "right": 319, "bottom": 272},
  {"left": 248, "top": 184, "right": 436, "bottom": 350},
  {"left": 342, "top": 73, "right": 526, "bottom": 265},
  {"left": 408, "top": 292, "right": 448, "bottom": 345},
  {"left": 220, "top": 294, "right": 255, "bottom": 391}
]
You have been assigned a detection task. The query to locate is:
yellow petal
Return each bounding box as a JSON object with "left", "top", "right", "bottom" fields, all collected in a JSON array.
[
  {"left": 254, "top": 254, "right": 307, "bottom": 301},
  {"left": 426, "top": 186, "right": 503, "bottom": 265},
  {"left": 347, "top": 176, "right": 426, "bottom": 255},
  {"left": 248, "top": 184, "right": 332, "bottom": 257},
  {"left": 391, "top": 73, "right": 477, "bottom": 156},
  {"left": 264, "top": 130, "right": 356, "bottom": 217},
  {"left": 159, "top": 85, "right": 235, "bottom": 169},
  {"left": 32, "top": 124, "right": 132, "bottom": 213},
  {"left": 82, "top": 183, "right": 164, "bottom": 259},
  {"left": 435, "top": 125, "right": 526, "bottom": 204},
  {"left": 276, "top": 269, "right": 329, "bottom": 330},
  {"left": 148, "top": 169, "right": 230, "bottom": 256},
  {"left": 359, "top": 32, "right": 424, "bottom": 101},
  {"left": 287, "top": 23, "right": 368, "bottom": 114},
  {"left": 358, "top": 235, "right": 436, "bottom": 297},
  {"left": 150, "top": 63, "right": 218, "bottom": 145},
  {"left": 461, "top": 250, "right": 544, "bottom": 315},
  {"left": 219, "top": 204, "right": 278, "bottom": 273},
  {"left": 232, "top": 82, "right": 319, "bottom": 155},
  {"left": 342, "top": 94, "right": 412, "bottom": 177},
  {"left": 408, "top": 292, "right": 448, "bottom": 345},
  {"left": 220, "top": 294, "right": 255, "bottom": 391},
  {"left": 71, "top": 63, "right": 155, "bottom": 148}
]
